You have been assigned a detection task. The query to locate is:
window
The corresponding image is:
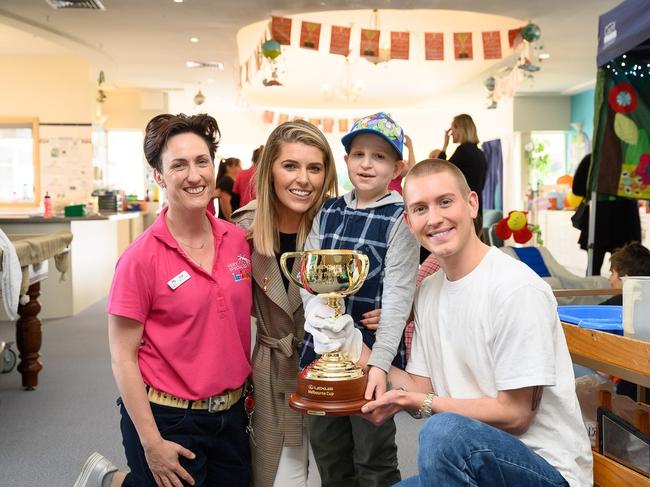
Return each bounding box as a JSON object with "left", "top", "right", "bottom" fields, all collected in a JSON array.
[
  {"left": 0, "top": 118, "right": 40, "bottom": 206},
  {"left": 93, "top": 128, "right": 146, "bottom": 199},
  {"left": 526, "top": 131, "right": 568, "bottom": 186}
]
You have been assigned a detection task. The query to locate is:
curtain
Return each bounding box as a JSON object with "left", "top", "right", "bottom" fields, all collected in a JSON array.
[{"left": 481, "top": 139, "right": 503, "bottom": 210}]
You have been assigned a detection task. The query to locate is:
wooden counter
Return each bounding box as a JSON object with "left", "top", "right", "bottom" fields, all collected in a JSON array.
[{"left": 0, "top": 212, "right": 143, "bottom": 319}]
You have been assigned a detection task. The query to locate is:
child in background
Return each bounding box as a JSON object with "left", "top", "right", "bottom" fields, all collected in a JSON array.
[
  {"left": 299, "top": 112, "right": 419, "bottom": 486},
  {"left": 602, "top": 241, "right": 650, "bottom": 305}
]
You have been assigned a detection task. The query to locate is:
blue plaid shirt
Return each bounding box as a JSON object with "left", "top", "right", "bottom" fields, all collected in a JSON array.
[{"left": 299, "top": 194, "right": 408, "bottom": 370}]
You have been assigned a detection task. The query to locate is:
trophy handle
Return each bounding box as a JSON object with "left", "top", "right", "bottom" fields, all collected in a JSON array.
[{"left": 280, "top": 252, "right": 305, "bottom": 289}]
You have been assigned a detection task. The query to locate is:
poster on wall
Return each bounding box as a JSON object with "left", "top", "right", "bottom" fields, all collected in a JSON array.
[{"left": 40, "top": 124, "right": 93, "bottom": 211}]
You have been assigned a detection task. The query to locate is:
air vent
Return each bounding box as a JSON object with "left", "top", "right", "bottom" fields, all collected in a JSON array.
[
  {"left": 45, "top": 0, "right": 106, "bottom": 10},
  {"left": 186, "top": 60, "right": 224, "bottom": 70}
]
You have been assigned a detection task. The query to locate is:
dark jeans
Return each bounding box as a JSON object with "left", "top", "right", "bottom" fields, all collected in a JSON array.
[
  {"left": 118, "top": 397, "right": 251, "bottom": 487},
  {"left": 309, "top": 414, "right": 400, "bottom": 487}
]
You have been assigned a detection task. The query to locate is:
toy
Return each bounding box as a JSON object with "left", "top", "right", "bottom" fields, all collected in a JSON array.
[{"left": 495, "top": 210, "right": 543, "bottom": 245}]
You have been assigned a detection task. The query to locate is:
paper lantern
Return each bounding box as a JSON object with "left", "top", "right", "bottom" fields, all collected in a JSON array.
[
  {"left": 521, "top": 22, "right": 541, "bottom": 43},
  {"left": 262, "top": 39, "right": 282, "bottom": 60}
]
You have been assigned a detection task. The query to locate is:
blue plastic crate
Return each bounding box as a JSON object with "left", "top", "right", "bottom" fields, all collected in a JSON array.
[{"left": 557, "top": 305, "right": 623, "bottom": 335}]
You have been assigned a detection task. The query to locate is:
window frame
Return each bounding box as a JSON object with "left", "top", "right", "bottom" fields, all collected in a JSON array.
[{"left": 0, "top": 117, "right": 41, "bottom": 208}]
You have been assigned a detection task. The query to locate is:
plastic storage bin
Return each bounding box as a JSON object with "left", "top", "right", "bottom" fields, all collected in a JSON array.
[
  {"left": 622, "top": 276, "right": 650, "bottom": 341},
  {"left": 557, "top": 305, "right": 623, "bottom": 335}
]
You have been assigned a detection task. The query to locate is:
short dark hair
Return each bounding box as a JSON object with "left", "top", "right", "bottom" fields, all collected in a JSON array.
[
  {"left": 143, "top": 113, "right": 220, "bottom": 172},
  {"left": 610, "top": 241, "right": 650, "bottom": 277}
]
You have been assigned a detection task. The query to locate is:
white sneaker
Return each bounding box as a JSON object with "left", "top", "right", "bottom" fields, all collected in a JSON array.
[{"left": 73, "top": 452, "right": 118, "bottom": 487}]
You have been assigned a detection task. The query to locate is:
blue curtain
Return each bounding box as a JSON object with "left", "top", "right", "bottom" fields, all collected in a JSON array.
[{"left": 481, "top": 139, "right": 503, "bottom": 210}]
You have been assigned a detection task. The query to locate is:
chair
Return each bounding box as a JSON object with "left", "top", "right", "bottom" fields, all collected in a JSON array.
[
  {"left": 500, "top": 245, "right": 610, "bottom": 305},
  {"left": 482, "top": 209, "right": 504, "bottom": 247}
]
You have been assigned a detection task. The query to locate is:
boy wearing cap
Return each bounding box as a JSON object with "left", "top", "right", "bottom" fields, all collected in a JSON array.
[{"left": 299, "top": 112, "right": 419, "bottom": 486}]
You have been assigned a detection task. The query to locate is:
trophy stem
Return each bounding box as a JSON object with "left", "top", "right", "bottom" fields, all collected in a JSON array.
[{"left": 325, "top": 296, "right": 343, "bottom": 317}]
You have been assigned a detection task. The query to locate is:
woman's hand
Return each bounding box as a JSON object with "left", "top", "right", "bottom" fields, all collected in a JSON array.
[
  {"left": 442, "top": 128, "right": 452, "bottom": 151},
  {"left": 144, "top": 437, "right": 196, "bottom": 487},
  {"left": 359, "top": 308, "right": 381, "bottom": 330}
]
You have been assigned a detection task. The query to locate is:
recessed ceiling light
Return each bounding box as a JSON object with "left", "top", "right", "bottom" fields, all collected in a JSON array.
[
  {"left": 538, "top": 53, "right": 551, "bottom": 60},
  {"left": 190, "top": 37, "right": 199, "bottom": 43},
  {"left": 173, "top": 0, "right": 183, "bottom": 3},
  {"left": 207, "top": 79, "right": 215, "bottom": 83}
]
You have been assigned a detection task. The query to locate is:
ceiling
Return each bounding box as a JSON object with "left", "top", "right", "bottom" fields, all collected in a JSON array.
[{"left": 0, "top": 0, "right": 620, "bottom": 109}]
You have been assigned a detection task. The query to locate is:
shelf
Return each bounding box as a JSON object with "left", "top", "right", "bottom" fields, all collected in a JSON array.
[
  {"left": 593, "top": 451, "right": 650, "bottom": 486},
  {"left": 562, "top": 323, "right": 650, "bottom": 388}
]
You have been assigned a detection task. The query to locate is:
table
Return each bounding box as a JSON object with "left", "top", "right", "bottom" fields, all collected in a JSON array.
[{"left": 1, "top": 231, "right": 73, "bottom": 389}]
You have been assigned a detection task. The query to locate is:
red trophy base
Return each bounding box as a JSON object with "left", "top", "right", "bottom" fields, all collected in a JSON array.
[{"left": 289, "top": 352, "right": 368, "bottom": 416}]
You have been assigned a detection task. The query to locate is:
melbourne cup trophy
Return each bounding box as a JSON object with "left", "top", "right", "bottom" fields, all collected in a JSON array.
[{"left": 280, "top": 249, "right": 369, "bottom": 415}]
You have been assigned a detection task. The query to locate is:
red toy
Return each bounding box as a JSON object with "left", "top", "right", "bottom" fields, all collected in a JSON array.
[{"left": 495, "top": 210, "right": 534, "bottom": 244}]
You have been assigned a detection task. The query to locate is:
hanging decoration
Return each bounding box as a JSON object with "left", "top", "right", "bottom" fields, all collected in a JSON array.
[
  {"left": 261, "top": 38, "right": 283, "bottom": 86},
  {"left": 271, "top": 16, "right": 292, "bottom": 45},
  {"left": 390, "top": 32, "right": 410, "bottom": 60},
  {"left": 453, "top": 32, "right": 473, "bottom": 60},
  {"left": 424, "top": 33, "right": 444, "bottom": 61},
  {"left": 330, "top": 25, "right": 351, "bottom": 55},
  {"left": 300, "top": 21, "right": 321, "bottom": 49},
  {"left": 193, "top": 88, "right": 206, "bottom": 106},
  {"left": 482, "top": 31, "right": 502, "bottom": 60}
]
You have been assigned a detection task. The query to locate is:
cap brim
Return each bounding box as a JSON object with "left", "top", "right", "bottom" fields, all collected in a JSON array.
[{"left": 341, "top": 129, "right": 403, "bottom": 159}]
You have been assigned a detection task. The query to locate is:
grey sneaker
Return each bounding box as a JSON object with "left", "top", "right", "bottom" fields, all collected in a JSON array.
[{"left": 73, "top": 452, "right": 118, "bottom": 487}]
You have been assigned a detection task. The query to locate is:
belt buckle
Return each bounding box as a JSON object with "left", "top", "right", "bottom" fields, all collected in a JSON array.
[{"left": 207, "top": 393, "right": 228, "bottom": 413}]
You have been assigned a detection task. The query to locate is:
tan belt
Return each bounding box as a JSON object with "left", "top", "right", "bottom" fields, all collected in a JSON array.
[{"left": 147, "top": 385, "right": 244, "bottom": 413}]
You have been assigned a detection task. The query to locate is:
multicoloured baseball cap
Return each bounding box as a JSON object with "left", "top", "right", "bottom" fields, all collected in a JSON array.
[{"left": 341, "top": 112, "right": 404, "bottom": 159}]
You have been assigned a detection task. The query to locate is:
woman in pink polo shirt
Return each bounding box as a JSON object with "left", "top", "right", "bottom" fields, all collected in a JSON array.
[
  {"left": 231, "top": 121, "right": 338, "bottom": 487},
  {"left": 76, "top": 114, "right": 253, "bottom": 487}
]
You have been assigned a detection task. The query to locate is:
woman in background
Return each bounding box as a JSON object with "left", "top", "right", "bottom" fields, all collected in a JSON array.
[
  {"left": 232, "top": 120, "right": 338, "bottom": 486},
  {"left": 438, "top": 113, "right": 487, "bottom": 235},
  {"left": 208, "top": 156, "right": 241, "bottom": 220}
]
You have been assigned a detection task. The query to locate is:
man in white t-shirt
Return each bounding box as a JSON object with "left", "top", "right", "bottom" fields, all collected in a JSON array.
[{"left": 309, "top": 159, "right": 592, "bottom": 486}]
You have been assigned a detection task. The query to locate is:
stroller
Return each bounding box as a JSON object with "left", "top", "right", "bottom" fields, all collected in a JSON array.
[{"left": 1, "top": 341, "right": 17, "bottom": 374}]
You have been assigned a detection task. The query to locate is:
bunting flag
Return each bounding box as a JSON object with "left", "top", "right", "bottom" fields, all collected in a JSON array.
[
  {"left": 271, "top": 16, "right": 292, "bottom": 45},
  {"left": 338, "top": 119, "right": 348, "bottom": 132},
  {"left": 300, "top": 21, "right": 321, "bottom": 49},
  {"left": 330, "top": 25, "right": 351, "bottom": 56},
  {"left": 245, "top": 59, "right": 250, "bottom": 84},
  {"left": 262, "top": 110, "right": 274, "bottom": 124},
  {"left": 424, "top": 32, "right": 444, "bottom": 60},
  {"left": 482, "top": 31, "right": 502, "bottom": 60},
  {"left": 278, "top": 113, "right": 289, "bottom": 124},
  {"left": 323, "top": 118, "right": 334, "bottom": 133},
  {"left": 508, "top": 27, "right": 523, "bottom": 49},
  {"left": 308, "top": 118, "right": 322, "bottom": 127},
  {"left": 454, "top": 32, "right": 473, "bottom": 60},
  {"left": 360, "top": 29, "right": 380, "bottom": 57},
  {"left": 390, "top": 32, "right": 410, "bottom": 60}
]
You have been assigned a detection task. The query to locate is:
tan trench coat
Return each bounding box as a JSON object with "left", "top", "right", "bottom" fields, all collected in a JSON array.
[{"left": 232, "top": 206, "right": 307, "bottom": 487}]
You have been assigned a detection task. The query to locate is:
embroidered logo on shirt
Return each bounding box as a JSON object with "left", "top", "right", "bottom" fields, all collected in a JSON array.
[{"left": 228, "top": 254, "right": 251, "bottom": 282}]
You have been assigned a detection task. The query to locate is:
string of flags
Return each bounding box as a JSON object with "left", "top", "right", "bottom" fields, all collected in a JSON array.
[
  {"left": 260, "top": 111, "right": 378, "bottom": 133},
  {"left": 239, "top": 15, "right": 528, "bottom": 87}
]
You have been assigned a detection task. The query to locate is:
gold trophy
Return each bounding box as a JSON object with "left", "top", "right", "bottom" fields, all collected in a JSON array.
[{"left": 280, "top": 249, "right": 369, "bottom": 415}]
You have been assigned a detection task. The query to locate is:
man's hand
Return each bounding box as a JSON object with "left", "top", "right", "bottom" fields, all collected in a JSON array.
[
  {"left": 144, "top": 437, "right": 196, "bottom": 487},
  {"left": 360, "top": 389, "right": 415, "bottom": 426},
  {"left": 365, "top": 366, "right": 387, "bottom": 400},
  {"left": 359, "top": 308, "right": 381, "bottom": 331}
]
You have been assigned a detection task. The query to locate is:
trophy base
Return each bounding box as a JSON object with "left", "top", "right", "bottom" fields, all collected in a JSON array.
[{"left": 289, "top": 352, "right": 368, "bottom": 416}]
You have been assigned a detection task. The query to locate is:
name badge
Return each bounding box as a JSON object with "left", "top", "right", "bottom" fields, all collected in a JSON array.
[{"left": 168, "top": 270, "right": 191, "bottom": 290}]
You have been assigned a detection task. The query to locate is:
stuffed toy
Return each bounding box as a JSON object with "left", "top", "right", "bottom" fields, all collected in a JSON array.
[{"left": 495, "top": 210, "right": 534, "bottom": 244}]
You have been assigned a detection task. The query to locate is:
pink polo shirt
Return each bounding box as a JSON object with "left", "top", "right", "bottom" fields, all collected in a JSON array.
[
  {"left": 388, "top": 175, "right": 403, "bottom": 194},
  {"left": 107, "top": 207, "right": 252, "bottom": 400}
]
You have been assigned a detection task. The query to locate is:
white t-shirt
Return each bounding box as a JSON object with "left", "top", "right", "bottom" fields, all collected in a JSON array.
[{"left": 407, "top": 247, "right": 592, "bottom": 487}]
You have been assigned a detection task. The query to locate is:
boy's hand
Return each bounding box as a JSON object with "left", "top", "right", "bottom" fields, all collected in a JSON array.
[
  {"left": 359, "top": 308, "right": 381, "bottom": 331},
  {"left": 364, "top": 366, "right": 388, "bottom": 400}
]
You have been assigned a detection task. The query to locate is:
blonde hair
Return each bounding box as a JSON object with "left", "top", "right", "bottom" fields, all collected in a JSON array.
[
  {"left": 452, "top": 114, "right": 479, "bottom": 145},
  {"left": 253, "top": 121, "right": 338, "bottom": 256},
  {"left": 404, "top": 158, "right": 471, "bottom": 202}
]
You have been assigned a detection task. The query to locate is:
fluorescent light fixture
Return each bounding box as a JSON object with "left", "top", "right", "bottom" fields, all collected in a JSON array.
[
  {"left": 538, "top": 53, "right": 551, "bottom": 60},
  {"left": 173, "top": 0, "right": 183, "bottom": 3}
]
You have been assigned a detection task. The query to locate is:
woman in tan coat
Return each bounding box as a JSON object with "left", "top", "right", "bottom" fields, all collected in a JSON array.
[{"left": 232, "top": 120, "right": 338, "bottom": 486}]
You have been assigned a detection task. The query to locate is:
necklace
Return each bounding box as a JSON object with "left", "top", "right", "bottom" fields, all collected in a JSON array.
[{"left": 177, "top": 238, "right": 206, "bottom": 250}]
